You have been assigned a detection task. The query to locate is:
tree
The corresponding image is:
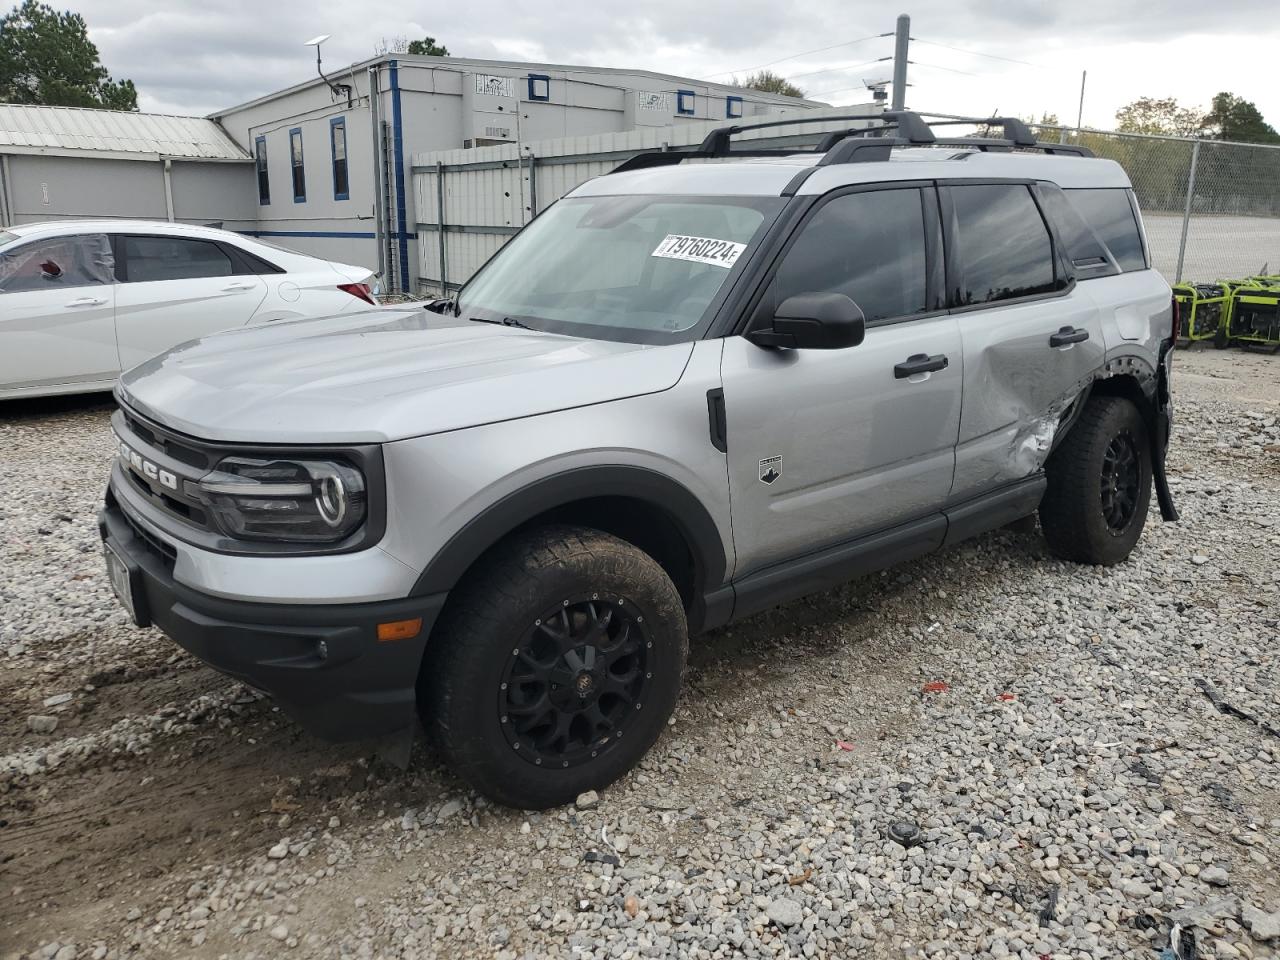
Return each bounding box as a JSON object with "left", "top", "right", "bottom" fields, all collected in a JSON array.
[
  {"left": 0, "top": 1, "right": 137, "bottom": 110},
  {"left": 736, "top": 70, "right": 805, "bottom": 99},
  {"left": 407, "top": 36, "right": 449, "bottom": 57},
  {"left": 1114, "top": 97, "right": 1204, "bottom": 137},
  {"left": 1201, "top": 92, "right": 1280, "bottom": 144}
]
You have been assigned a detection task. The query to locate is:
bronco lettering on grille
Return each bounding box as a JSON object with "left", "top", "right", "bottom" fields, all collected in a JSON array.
[{"left": 115, "top": 433, "right": 179, "bottom": 491}]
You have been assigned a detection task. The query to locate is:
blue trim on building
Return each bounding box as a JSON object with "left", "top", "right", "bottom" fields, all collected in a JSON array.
[
  {"left": 676, "top": 90, "right": 695, "bottom": 115},
  {"left": 242, "top": 230, "right": 416, "bottom": 240},
  {"left": 254, "top": 135, "right": 270, "bottom": 205},
  {"left": 330, "top": 116, "right": 349, "bottom": 201},
  {"left": 389, "top": 60, "right": 410, "bottom": 293},
  {"left": 527, "top": 73, "right": 551, "bottom": 101},
  {"left": 289, "top": 127, "right": 306, "bottom": 203},
  {"left": 725, "top": 95, "right": 743, "bottom": 119}
]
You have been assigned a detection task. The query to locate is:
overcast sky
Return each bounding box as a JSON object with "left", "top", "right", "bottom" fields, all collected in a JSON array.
[{"left": 76, "top": 0, "right": 1280, "bottom": 129}]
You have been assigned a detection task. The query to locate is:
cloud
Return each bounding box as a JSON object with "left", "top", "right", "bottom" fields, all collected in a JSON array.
[{"left": 73, "top": 0, "right": 1280, "bottom": 126}]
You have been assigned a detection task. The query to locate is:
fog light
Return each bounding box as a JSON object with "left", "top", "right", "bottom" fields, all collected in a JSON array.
[{"left": 377, "top": 618, "right": 422, "bottom": 642}]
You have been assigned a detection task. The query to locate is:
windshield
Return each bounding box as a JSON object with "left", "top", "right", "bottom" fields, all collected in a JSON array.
[{"left": 456, "top": 194, "right": 786, "bottom": 343}]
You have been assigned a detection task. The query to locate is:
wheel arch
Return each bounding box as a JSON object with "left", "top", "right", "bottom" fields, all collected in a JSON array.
[{"left": 411, "top": 466, "right": 730, "bottom": 633}]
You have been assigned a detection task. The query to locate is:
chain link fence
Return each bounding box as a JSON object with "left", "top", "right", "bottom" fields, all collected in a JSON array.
[{"left": 1034, "top": 125, "right": 1280, "bottom": 282}]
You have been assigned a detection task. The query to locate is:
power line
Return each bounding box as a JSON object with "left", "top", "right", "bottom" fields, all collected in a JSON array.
[
  {"left": 911, "top": 37, "right": 1036, "bottom": 67},
  {"left": 805, "top": 79, "right": 893, "bottom": 100},
  {"left": 909, "top": 60, "right": 981, "bottom": 78},
  {"left": 702, "top": 33, "right": 890, "bottom": 79},
  {"left": 784, "top": 57, "right": 891, "bottom": 83}
]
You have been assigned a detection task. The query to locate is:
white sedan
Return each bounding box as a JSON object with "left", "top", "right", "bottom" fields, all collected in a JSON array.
[{"left": 0, "top": 220, "right": 379, "bottom": 399}]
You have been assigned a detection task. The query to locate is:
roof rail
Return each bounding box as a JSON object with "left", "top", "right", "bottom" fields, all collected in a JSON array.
[{"left": 608, "top": 109, "right": 1092, "bottom": 175}]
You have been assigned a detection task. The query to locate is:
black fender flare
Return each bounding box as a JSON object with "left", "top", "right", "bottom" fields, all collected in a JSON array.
[
  {"left": 410, "top": 465, "right": 729, "bottom": 605},
  {"left": 1079, "top": 353, "right": 1178, "bottom": 522}
]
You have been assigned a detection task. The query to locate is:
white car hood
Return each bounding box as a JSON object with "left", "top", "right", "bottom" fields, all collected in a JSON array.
[{"left": 118, "top": 309, "right": 694, "bottom": 444}]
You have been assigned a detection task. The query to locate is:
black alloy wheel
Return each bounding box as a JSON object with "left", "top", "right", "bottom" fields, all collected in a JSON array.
[
  {"left": 499, "top": 596, "right": 652, "bottom": 769},
  {"left": 1100, "top": 432, "right": 1141, "bottom": 531}
]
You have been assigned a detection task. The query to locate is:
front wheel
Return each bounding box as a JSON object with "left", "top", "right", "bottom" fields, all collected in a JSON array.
[
  {"left": 420, "top": 525, "right": 688, "bottom": 809},
  {"left": 1039, "top": 396, "right": 1152, "bottom": 565}
]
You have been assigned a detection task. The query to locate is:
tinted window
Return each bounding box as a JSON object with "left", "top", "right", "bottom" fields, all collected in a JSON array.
[
  {"left": 1037, "top": 183, "right": 1117, "bottom": 279},
  {"left": 123, "top": 236, "right": 233, "bottom": 282},
  {"left": 255, "top": 136, "right": 270, "bottom": 205},
  {"left": 951, "top": 184, "right": 1060, "bottom": 305},
  {"left": 771, "top": 188, "right": 929, "bottom": 323},
  {"left": 331, "top": 118, "right": 349, "bottom": 200},
  {"left": 1066, "top": 188, "right": 1147, "bottom": 272},
  {"left": 290, "top": 128, "right": 306, "bottom": 202},
  {"left": 0, "top": 234, "right": 113, "bottom": 293}
]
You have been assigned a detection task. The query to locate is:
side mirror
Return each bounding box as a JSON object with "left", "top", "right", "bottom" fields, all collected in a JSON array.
[
  {"left": 747, "top": 293, "right": 866, "bottom": 350},
  {"left": 423, "top": 297, "right": 455, "bottom": 315}
]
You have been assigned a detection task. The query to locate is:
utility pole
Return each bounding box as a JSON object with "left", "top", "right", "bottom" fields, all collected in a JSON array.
[
  {"left": 891, "top": 14, "right": 910, "bottom": 111},
  {"left": 1076, "top": 70, "right": 1087, "bottom": 133}
]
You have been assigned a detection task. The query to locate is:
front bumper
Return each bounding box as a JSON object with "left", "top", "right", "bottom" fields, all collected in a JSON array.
[{"left": 99, "top": 500, "right": 446, "bottom": 741}]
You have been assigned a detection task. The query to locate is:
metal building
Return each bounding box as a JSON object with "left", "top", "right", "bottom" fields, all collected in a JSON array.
[
  {"left": 0, "top": 103, "right": 254, "bottom": 228},
  {"left": 210, "top": 54, "right": 827, "bottom": 292}
]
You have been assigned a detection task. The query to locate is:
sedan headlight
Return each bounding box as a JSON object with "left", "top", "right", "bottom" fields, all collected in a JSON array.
[{"left": 192, "top": 456, "right": 367, "bottom": 543}]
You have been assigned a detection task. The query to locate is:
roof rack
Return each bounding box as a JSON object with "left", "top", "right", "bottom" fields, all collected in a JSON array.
[{"left": 609, "top": 109, "right": 1092, "bottom": 175}]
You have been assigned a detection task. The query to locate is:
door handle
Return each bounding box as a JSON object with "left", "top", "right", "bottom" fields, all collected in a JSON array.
[
  {"left": 1049, "top": 326, "right": 1090, "bottom": 347},
  {"left": 894, "top": 353, "right": 949, "bottom": 379},
  {"left": 221, "top": 281, "right": 257, "bottom": 292},
  {"left": 64, "top": 297, "right": 107, "bottom": 307}
]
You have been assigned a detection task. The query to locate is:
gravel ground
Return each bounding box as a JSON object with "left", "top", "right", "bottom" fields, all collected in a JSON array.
[{"left": 2, "top": 348, "right": 1278, "bottom": 960}]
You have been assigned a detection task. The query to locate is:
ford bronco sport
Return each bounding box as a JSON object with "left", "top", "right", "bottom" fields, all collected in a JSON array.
[{"left": 100, "top": 111, "right": 1178, "bottom": 808}]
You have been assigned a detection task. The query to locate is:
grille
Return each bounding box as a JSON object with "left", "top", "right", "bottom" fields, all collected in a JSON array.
[
  {"left": 119, "top": 408, "right": 211, "bottom": 470},
  {"left": 122, "top": 508, "right": 177, "bottom": 570}
]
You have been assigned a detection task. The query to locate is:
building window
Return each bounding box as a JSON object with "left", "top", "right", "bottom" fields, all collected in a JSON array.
[
  {"left": 330, "top": 117, "right": 349, "bottom": 201},
  {"left": 676, "top": 90, "right": 695, "bottom": 115},
  {"left": 254, "top": 135, "right": 270, "bottom": 205},
  {"left": 726, "top": 95, "right": 743, "bottom": 119},
  {"left": 527, "top": 74, "right": 550, "bottom": 101},
  {"left": 290, "top": 127, "right": 305, "bottom": 203}
]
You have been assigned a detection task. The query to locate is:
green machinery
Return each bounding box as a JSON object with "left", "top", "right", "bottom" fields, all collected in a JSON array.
[
  {"left": 1172, "top": 282, "right": 1229, "bottom": 345},
  {"left": 1174, "top": 275, "right": 1280, "bottom": 352},
  {"left": 1223, "top": 279, "right": 1280, "bottom": 352}
]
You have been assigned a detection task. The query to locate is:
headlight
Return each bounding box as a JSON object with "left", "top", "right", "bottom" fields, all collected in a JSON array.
[{"left": 191, "top": 457, "right": 367, "bottom": 543}]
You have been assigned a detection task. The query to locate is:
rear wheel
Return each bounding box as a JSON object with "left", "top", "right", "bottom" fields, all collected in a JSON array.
[
  {"left": 420, "top": 525, "right": 687, "bottom": 809},
  {"left": 1039, "top": 396, "right": 1152, "bottom": 565}
]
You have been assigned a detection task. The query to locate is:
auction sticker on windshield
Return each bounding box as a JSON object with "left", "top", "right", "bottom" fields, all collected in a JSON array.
[{"left": 651, "top": 234, "right": 746, "bottom": 269}]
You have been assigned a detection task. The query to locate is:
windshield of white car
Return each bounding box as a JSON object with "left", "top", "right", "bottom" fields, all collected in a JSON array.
[{"left": 455, "top": 195, "right": 786, "bottom": 344}]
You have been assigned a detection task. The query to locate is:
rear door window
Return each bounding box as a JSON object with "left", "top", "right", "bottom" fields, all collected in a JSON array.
[
  {"left": 0, "top": 234, "right": 114, "bottom": 293},
  {"left": 950, "top": 184, "right": 1063, "bottom": 306},
  {"left": 1064, "top": 188, "right": 1147, "bottom": 272},
  {"left": 121, "top": 236, "right": 234, "bottom": 282}
]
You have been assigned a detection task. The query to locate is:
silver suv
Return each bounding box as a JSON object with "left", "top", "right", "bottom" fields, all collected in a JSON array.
[{"left": 99, "top": 111, "right": 1178, "bottom": 808}]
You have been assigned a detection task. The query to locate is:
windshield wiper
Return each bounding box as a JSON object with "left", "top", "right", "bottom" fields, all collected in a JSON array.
[{"left": 468, "top": 316, "right": 536, "bottom": 330}]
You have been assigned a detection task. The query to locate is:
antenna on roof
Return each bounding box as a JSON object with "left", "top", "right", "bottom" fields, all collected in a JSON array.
[{"left": 304, "top": 35, "right": 353, "bottom": 108}]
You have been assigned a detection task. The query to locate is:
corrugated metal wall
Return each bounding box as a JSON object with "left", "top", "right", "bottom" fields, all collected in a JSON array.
[{"left": 411, "top": 105, "right": 880, "bottom": 295}]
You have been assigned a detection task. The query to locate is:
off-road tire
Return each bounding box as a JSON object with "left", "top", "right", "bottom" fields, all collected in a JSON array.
[
  {"left": 420, "top": 525, "right": 687, "bottom": 809},
  {"left": 1039, "top": 396, "right": 1152, "bottom": 565}
]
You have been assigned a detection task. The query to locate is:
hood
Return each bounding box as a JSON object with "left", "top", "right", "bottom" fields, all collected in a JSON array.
[{"left": 119, "top": 309, "right": 694, "bottom": 443}]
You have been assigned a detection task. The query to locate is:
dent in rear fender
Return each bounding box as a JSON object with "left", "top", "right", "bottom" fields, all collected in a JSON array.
[{"left": 376, "top": 339, "right": 734, "bottom": 594}]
